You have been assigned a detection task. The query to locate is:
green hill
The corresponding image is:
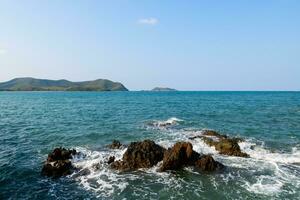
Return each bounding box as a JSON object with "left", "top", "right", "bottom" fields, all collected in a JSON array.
[{"left": 0, "top": 78, "right": 128, "bottom": 91}]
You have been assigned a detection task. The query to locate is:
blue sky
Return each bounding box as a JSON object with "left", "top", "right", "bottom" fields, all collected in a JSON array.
[{"left": 0, "top": 0, "right": 299, "bottom": 90}]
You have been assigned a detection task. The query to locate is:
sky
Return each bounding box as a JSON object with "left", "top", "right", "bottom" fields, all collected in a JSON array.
[{"left": 0, "top": 0, "right": 299, "bottom": 91}]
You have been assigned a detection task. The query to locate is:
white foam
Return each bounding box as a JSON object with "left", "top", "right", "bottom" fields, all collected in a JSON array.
[
  {"left": 70, "top": 147, "right": 134, "bottom": 198},
  {"left": 244, "top": 175, "right": 284, "bottom": 196},
  {"left": 239, "top": 141, "right": 300, "bottom": 165},
  {"left": 147, "top": 117, "right": 184, "bottom": 129}
]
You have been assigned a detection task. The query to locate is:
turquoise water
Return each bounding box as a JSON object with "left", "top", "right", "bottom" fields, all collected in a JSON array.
[{"left": 0, "top": 91, "right": 300, "bottom": 199}]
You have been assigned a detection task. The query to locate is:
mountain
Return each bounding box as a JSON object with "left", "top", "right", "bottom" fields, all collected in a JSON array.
[
  {"left": 151, "top": 87, "right": 177, "bottom": 91},
  {"left": 0, "top": 78, "right": 128, "bottom": 91}
]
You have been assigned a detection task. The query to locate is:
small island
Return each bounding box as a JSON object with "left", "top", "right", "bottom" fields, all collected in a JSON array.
[
  {"left": 151, "top": 87, "right": 177, "bottom": 91},
  {"left": 0, "top": 77, "right": 128, "bottom": 91}
]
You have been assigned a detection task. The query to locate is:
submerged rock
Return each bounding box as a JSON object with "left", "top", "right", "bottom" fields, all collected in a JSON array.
[
  {"left": 108, "top": 140, "right": 123, "bottom": 149},
  {"left": 42, "top": 147, "right": 77, "bottom": 177},
  {"left": 193, "top": 130, "right": 249, "bottom": 157},
  {"left": 111, "top": 140, "right": 165, "bottom": 171}
]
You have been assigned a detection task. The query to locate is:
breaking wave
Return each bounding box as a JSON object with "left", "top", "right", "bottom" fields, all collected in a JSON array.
[{"left": 146, "top": 117, "right": 184, "bottom": 129}]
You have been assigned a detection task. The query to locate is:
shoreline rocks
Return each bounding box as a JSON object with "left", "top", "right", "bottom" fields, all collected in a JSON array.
[{"left": 41, "top": 147, "right": 77, "bottom": 177}]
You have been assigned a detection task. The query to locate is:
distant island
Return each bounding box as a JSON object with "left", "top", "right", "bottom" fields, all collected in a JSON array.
[
  {"left": 151, "top": 87, "right": 177, "bottom": 91},
  {"left": 0, "top": 77, "right": 128, "bottom": 91}
]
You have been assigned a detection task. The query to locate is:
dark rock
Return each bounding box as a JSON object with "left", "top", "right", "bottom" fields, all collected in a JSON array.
[
  {"left": 111, "top": 140, "right": 165, "bottom": 171},
  {"left": 194, "top": 155, "right": 224, "bottom": 171},
  {"left": 107, "top": 156, "right": 115, "bottom": 164},
  {"left": 160, "top": 142, "right": 200, "bottom": 171},
  {"left": 42, "top": 160, "right": 72, "bottom": 177},
  {"left": 72, "top": 168, "right": 91, "bottom": 178},
  {"left": 159, "top": 142, "right": 224, "bottom": 172},
  {"left": 108, "top": 140, "right": 123, "bottom": 149},
  {"left": 46, "top": 147, "right": 76, "bottom": 162},
  {"left": 42, "top": 147, "right": 77, "bottom": 177}
]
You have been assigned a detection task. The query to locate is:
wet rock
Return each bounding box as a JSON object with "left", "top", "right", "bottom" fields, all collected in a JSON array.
[
  {"left": 159, "top": 142, "right": 224, "bottom": 172},
  {"left": 214, "top": 138, "right": 249, "bottom": 157},
  {"left": 194, "top": 155, "right": 224, "bottom": 171},
  {"left": 92, "top": 163, "right": 101, "bottom": 170},
  {"left": 42, "top": 147, "right": 77, "bottom": 177},
  {"left": 107, "top": 156, "right": 115, "bottom": 164},
  {"left": 108, "top": 140, "right": 123, "bottom": 149},
  {"left": 111, "top": 140, "right": 165, "bottom": 171},
  {"left": 46, "top": 147, "right": 76, "bottom": 162},
  {"left": 199, "top": 130, "right": 249, "bottom": 157},
  {"left": 202, "top": 130, "right": 227, "bottom": 138},
  {"left": 72, "top": 168, "right": 91, "bottom": 178},
  {"left": 159, "top": 142, "right": 200, "bottom": 171}
]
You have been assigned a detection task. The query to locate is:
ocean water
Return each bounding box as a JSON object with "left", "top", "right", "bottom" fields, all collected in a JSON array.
[{"left": 0, "top": 91, "right": 300, "bottom": 200}]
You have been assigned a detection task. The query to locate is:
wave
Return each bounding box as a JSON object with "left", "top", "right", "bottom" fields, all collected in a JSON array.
[
  {"left": 70, "top": 147, "right": 130, "bottom": 198},
  {"left": 146, "top": 117, "right": 184, "bottom": 129},
  {"left": 239, "top": 140, "right": 300, "bottom": 165}
]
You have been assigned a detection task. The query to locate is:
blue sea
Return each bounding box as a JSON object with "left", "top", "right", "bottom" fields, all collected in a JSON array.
[{"left": 0, "top": 91, "right": 300, "bottom": 199}]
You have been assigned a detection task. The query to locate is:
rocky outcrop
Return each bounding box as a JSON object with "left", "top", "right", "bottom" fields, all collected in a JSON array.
[
  {"left": 111, "top": 140, "right": 165, "bottom": 171},
  {"left": 110, "top": 140, "right": 223, "bottom": 172},
  {"left": 42, "top": 147, "right": 77, "bottom": 177},
  {"left": 159, "top": 142, "right": 223, "bottom": 172},
  {"left": 108, "top": 140, "right": 123, "bottom": 149},
  {"left": 190, "top": 130, "right": 249, "bottom": 157},
  {"left": 159, "top": 142, "right": 199, "bottom": 171}
]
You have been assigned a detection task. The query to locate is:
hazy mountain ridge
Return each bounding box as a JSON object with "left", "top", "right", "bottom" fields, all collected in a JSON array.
[
  {"left": 0, "top": 78, "right": 128, "bottom": 91},
  {"left": 151, "top": 87, "right": 177, "bottom": 91}
]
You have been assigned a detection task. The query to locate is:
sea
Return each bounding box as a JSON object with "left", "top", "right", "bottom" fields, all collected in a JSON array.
[{"left": 0, "top": 91, "right": 299, "bottom": 200}]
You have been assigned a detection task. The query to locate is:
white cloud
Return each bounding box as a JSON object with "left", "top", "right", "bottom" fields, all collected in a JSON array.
[
  {"left": 0, "top": 48, "right": 7, "bottom": 55},
  {"left": 138, "top": 17, "right": 158, "bottom": 25}
]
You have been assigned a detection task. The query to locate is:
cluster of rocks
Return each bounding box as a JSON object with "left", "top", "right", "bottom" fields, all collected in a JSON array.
[
  {"left": 42, "top": 130, "right": 248, "bottom": 178},
  {"left": 41, "top": 147, "right": 77, "bottom": 177},
  {"left": 109, "top": 140, "right": 223, "bottom": 172}
]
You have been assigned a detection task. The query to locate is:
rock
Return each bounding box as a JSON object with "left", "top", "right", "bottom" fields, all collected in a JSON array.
[
  {"left": 159, "top": 142, "right": 200, "bottom": 171},
  {"left": 108, "top": 140, "right": 123, "bottom": 149},
  {"left": 202, "top": 130, "right": 227, "bottom": 138},
  {"left": 92, "top": 163, "right": 101, "bottom": 170},
  {"left": 42, "top": 147, "right": 77, "bottom": 177},
  {"left": 111, "top": 140, "right": 165, "bottom": 171},
  {"left": 159, "top": 142, "right": 224, "bottom": 172},
  {"left": 72, "top": 168, "right": 91, "bottom": 178},
  {"left": 194, "top": 155, "right": 224, "bottom": 171},
  {"left": 107, "top": 156, "right": 115, "bottom": 164},
  {"left": 46, "top": 147, "right": 76, "bottom": 162},
  {"left": 198, "top": 130, "right": 249, "bottom": 157},
  {"left": 214, "top": 138, "right": 249, "bottom": 157}
]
